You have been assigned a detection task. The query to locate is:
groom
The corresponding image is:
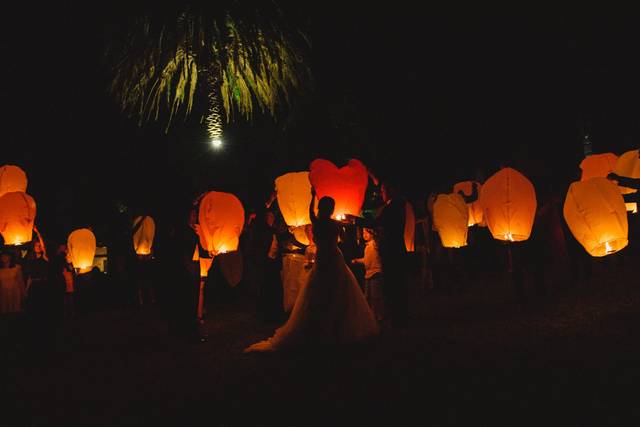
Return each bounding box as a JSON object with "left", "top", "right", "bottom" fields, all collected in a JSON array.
[{"left": 351, "top": 178, "right": 409, "bottom": 329}]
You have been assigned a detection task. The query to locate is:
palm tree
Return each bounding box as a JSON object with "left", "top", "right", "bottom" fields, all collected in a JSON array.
[{"left": 107, "top": 2, "right": 312, "bottom": 143}]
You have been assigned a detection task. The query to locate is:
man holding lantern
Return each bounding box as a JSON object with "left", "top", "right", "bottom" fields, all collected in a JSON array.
[
  {"left": 347, "top": 178, "right": 409, "bottom": 330},
  {"left": 607, "top": 169, "right": 640, "bottom": 254}
]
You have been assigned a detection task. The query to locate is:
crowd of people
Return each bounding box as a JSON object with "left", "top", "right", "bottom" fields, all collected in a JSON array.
[{"left": 1, "top": 166, "right": 637, "bottom": 355}]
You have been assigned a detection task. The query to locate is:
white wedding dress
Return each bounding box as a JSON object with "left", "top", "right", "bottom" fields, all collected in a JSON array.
[{"left": 244, "top": 219, "right": 379, "bottom": 352}]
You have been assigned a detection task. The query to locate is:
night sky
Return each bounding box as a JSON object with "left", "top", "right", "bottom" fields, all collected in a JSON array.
[{"left": 2, "top": 3, "right": 640, "bottom": 242}]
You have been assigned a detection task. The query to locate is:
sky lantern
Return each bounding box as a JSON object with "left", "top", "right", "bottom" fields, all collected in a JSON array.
[
  {"left": 563, "top": 177, "right": 628, "bottom": 257},
  {"left": 0, "top": 191, "right": 36, "bottom": 245},
  {"left": 275, "top": 171, "right": 312, "bottom": 227},
  {"left": 433, "top": 193, "right": 468, "bottom": 248},
  {"left": 453, "top": 181, "right": 484, "bottom": 227},
  {"left": 291, "top": 226, "right": 311, "bottom": 246},
  {"left": 132, "top": 216, "right": 155, "bottom": 255},
  {"left": 192, "top": 245, "right": 213, "bottom": 278},
  {"left": 614, "top": 149, "right": 640, "bottom": 213},
  {"left": 579, "top": 152, "right": 618, "bottom": 181},
  {"left": 479, "top": 167, "right": 537, "bottom": 242},
  {"left": 0, "top": 165, "right": 27, "bottom": 198},
  {"left": 308, "top": 159, "right": 368, "bottom": 220},
  {"left": 276, "top": 171, "right": 312, "bottom": 245},
  {"left": 404, "top": 201, "right": 415, "bottom": 252},
  {"left": 198, "top": 191, "right": 244, "bottom": 255},
  {"left": 67, "top": 228, "right": 97, "bottom": 273}
]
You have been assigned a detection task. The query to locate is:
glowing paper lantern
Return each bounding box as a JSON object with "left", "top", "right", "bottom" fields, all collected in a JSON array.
[
  {"left": 579, "top": 153, "right": 618, "bottom": 181},
  {"left": 433, "top": 193, "right": 468, "bottom": 248},
  {"left": 480, "top": 167, "right": 537, "bottom": 242},
  {"left": 453, "top": 181, "right": 484, "bottom": 226},
  {"left": 67, "top": 228, "right": 97, "bottom": 273},
  {"left": 308, "top": 159, "right": 368, "bottom": 219},
  {"left": 404, "top": 201, "right": 415, "bottom": 252},
  {"left": 0, "top": 192, "right": 36, "bottom": 245},
  {"left": 614, "top": 150, "right": 640, "bottom": 213},
  {"left": 563, "top": 177, "right": 628, "bottom": 257},
  {"left": 192, "top": 245, "right": 213, "bottom": 278},
  {"left": 291, "top": 225, "right": 311, "bottom": 246},
  {"left": 198, "top": 191, "right": 244, "bottom": 255},
  {"left": 275, "top": 172, "right": 312, "bottom": 227},
  {"left": 132, "top": 216, "right": 155, "bottom": 255},
  {"left": 0, "top": 165, "right": 27, "bottom": 197}
]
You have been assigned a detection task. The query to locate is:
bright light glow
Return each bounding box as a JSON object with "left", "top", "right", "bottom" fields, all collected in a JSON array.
[
  {"left": 211, "top": 138, "right": 223, "bottom": 149},
  {"left": 605, "top": 241, "right": 613, "bottom": 254},
  {"left": 335, "top": 213, "right": 346, "bottom": 221},
  {"left": 9, "top": 236, "right": 27, "bottom": 246},
  {"left": 505, "top": 232, "right": 514, "bottom": 242}
]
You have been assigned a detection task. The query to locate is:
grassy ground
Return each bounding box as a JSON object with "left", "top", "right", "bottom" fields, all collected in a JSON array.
[{"left": 4, "top": 257, "right": 640, "bottom": 426}]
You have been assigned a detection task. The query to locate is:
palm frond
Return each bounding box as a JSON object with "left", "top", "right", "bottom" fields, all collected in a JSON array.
[{"left": 107, "top": 5, "right": 312, "bottom": 136}]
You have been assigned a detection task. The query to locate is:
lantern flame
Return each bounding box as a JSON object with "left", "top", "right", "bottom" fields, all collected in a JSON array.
[
  {"left": 8, "top": 235, "right": 28, "bottom": 246},
  {"left": 605, "top": 241, "right": 613, "bottom": 254},
  {"left": 505, "top": 232, "right": 514, "bottom": 242}
]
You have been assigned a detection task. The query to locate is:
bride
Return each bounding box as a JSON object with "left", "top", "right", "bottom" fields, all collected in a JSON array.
[{"left": 244, "top": 188, "right": 379, "bottom": 352}]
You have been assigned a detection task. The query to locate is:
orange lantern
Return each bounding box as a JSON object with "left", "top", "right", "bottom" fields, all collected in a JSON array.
[
  {"left": 433, "top": 193, "right": 468, "bottom": 248},
  {"left": 290, "top": 226, "right": 311, "bottom": 246},
  {"left": 479, "top": 167, "right": 537, "bottom": 242},
  {"left": 0, "top": 191, "right": 36, "bottom": 245},
  {"left": 404, "top": 201, "right": 415, "bottom": 252},
  {"left": 579, "top": 153, "right": 618, "bottom": 181},
  {"left": 198, "top": 191, "right": 244, "bottom": 255},
  {"left": 67, "top": 228, "right": 96, "bottom": 273},
  {"left": 275, "top": 171, "right": 312, "bottom": 227},
  {"left": 308, "top": 159, "right": 368, "bottom": 219},
  {"left": 614, "top": 149, "right": 640, "bottom": 213},
  {"left": 453, "top": 181, "right": 484, "bottom": 226},
  {"left": 276, "top": 171, "right": 312, "bottom": 246},
  {"left": 132, "top": 216, "right": 155, "bottom": 255},
  {"left": 563, "top": 177, "right": 628, "bottom": 257},
  {"left": 0, "top": 165, "right": 27, "bottom": 197},
  {"left": 192, "top": 245, "right": 213, "bottom": 278}
]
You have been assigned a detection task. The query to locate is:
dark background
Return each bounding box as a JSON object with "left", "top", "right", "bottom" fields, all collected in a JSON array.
[{"left": 2, "top": 2, "right": 639, "bottom": 243}]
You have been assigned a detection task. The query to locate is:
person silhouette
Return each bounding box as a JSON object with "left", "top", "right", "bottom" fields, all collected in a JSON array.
[
  {"left": 348, "top": 179, "right": 409, "bottom": 329},
  {"left": 244, "top": 188, "right": 379, "bottom": 352}
]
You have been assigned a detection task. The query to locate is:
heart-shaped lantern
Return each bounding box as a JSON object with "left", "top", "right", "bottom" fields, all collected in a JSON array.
[{"left": 308, "top": 159, "right": 368, "bottom": 220}]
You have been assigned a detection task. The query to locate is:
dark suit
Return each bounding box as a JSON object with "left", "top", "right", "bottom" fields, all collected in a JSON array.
[
  {"left": 156, "top": 223, "right": 200, "bottom": 340},
  {"left": 358, "top": 197, "right": 409, "bottom": 328}
]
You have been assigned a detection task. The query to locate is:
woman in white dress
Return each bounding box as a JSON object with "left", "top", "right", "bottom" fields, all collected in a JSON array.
[{"left": 244, "top": 189, "right": 379, "bottom": 352}]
